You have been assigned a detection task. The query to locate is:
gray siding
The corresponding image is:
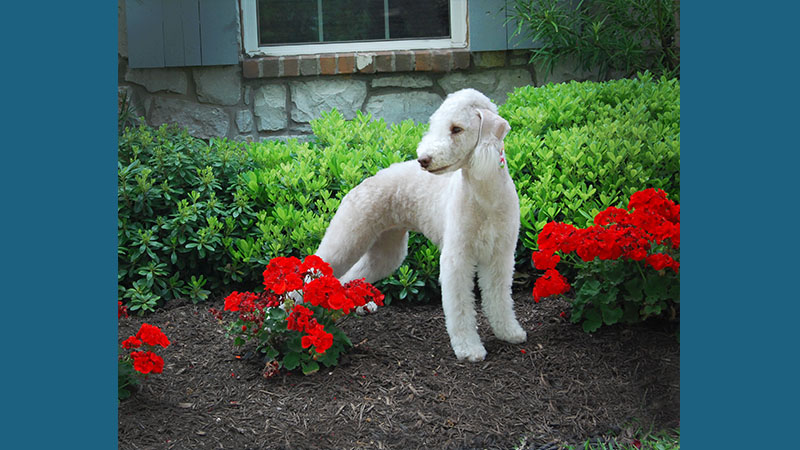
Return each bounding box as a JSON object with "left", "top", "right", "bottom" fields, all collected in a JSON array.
[
  {"left": 126, "top": 0, "right": 239, "bottom": 68},
  {"left": 469, "top": 0, "right": 537, "bottom": 52}
]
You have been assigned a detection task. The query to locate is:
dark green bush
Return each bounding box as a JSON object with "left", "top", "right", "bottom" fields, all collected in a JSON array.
[{"left": 118, "top": 125, "right": 257, "bottom": 313}]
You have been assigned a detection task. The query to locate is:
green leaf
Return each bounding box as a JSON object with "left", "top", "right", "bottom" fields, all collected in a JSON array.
[
  {"left": 301, "top": 360, "right": 320, "bottom": 375},
  {"left": 643, "top": 304, "right": 663, "bottom": 317},
  {"left": 582, "top": 308, "right": 602, "bottom": 333},
  {"left": 577, "top": 279, "right": 601, "bottom": 298},
  {"left": 601, "top": 305, "right": 623, "bottom": 325},
  {"left": 644, "top": 275, "right": 669, "bottom": 300},
  {"left": 282, "top": 352, "right": 300, "bottom": 370},
  {"left": 287, "top": 335, "right": 303, "bottom": 353},
  {"left": 624, "top": 277, "right": 644, "bottom": 300}
]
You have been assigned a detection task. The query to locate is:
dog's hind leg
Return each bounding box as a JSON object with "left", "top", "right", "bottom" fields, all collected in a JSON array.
[
  {"left": 340, "top": 228, "right": 409, "bottom": 284},
  {"left": 315, "top": 211, "right": 382, "bottom": 279}
]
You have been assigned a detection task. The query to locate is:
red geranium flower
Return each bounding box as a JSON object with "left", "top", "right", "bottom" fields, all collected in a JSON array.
[
  {"left": 301, "top": 320, "right": 334, "bottom": 354},
  {"left": 532, "top": 250, "right": 561, "bottom": 270},
  {"left": 135, "top": 323, "right": 171, "bottom": 348},
  {"left": 537, "top": 222, "right": 579, "bottom": 253},
  {"left": 263, "top": 256, "right": 304, "bottom": 294},
  {"left": 646, "top": 253, "right": 679, "bottom": 272},
  {"left": 343, "top": 278, "right": 385, "bottom": 309},
  {"left": 121, "top": 336, "right": 142, "bottom": 350},
  {"left": 532, "top": 269, "right": 570, "bottom": 303},
  {"left": 118, "top": 301, "right": 128, "bottom": 319},
  {"left": 131, "top": 351, "right": 165, "bottom": 374},
  {"left": 304, "top": 275, "right": 346, "bottom": 310},
  {"left": 300, "top": 255, "right": 333, "bottom": 278},
  {"left": 286, "top": 304, "right": 315, "bottom": 332},
  {"left": 593, "top": 206, "right": 629, "bottom": 226},
  {"left": 224, "top": 291, "right": 259, "bottom": 312}
]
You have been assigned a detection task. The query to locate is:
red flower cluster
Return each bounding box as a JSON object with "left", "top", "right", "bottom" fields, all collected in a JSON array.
[
  {"left": 120, "top": 323, "right": 170, "bottom": 375},
  {"left": 532, "top": 269, "right": 570, "bottom": 302},
  {"left": 302, "top": 276, "right": 385, "bottom": 315},
  {"left": 286, "top": 304, "right": 315, "bottom": 332},
  {"left": 222, "top": 255, "right": 384, "bottom": 357},
  {"left": 121, "top": 336, "right": 142, "bottom": 350},
  {"left": 136, "top": 323, "right": 171, "bottom": 348},
  {"left": 260, "top": 255, "right": 335, "bottom": 296},
  {"left": 130, "top": 350, "right": 165, "bottom": 374},
  {"left": 118, "top": 301, "right": 128, "bottom": 319},
  {"left": 301, "top": 320, "right": 334, "bottom": 354},
  {"left": 532, "top": 188, "right": 680, "bottom": 302},
  {"left": 531, "top": 251, "right": 561, "bottom": 271}
]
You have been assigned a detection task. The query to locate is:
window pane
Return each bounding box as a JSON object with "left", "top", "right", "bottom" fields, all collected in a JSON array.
[
  {"left": 258, "top": 0, "right": 319, "bottom": 45},
  {"left": 323, "top": 0, "right": 385, "bottom": 42},
  {"left": 388, "top": 0, "right": 449, "bottom": 39},
  {"left": 257, "top": 0, "right": 451, "bottom": 46}
]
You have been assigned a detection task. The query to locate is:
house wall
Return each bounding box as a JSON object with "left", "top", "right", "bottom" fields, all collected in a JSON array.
[{"left": 118, "top": 1, "right": 601, "bottom": 142}]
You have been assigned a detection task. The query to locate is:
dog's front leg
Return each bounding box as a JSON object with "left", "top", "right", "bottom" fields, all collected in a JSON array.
[
  {"left": 439, "top": 248, "right": 486, "bottom": 362},
  {"left": 478, "top": 257, "right": 527, "bottom": 344}
]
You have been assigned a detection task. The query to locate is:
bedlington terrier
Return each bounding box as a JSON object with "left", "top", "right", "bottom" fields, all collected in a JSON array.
[{"left": 315, "top": 88, "right": 526, "bottom": 361}]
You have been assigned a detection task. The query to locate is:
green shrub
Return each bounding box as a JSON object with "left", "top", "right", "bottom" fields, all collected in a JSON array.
[
  {"left": 118, "top": 124, "right": 256, "bottom": 313},
  {"left": 500, "top": 72, "right": 680, "bottom": 263}
]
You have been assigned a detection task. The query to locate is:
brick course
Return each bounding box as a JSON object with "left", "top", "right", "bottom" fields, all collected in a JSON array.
[{"left": 243, "top": 49, "right": 481, "bottom": 79}]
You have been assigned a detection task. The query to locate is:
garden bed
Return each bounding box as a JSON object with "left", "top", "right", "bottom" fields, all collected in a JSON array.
[{"left": 118, "top": 286, "right": 678, "bottom": 449}]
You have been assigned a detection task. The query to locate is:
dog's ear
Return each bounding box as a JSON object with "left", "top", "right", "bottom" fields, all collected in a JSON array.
[{"left": 470, "top": 108, "right": 511, "bottom": 180}]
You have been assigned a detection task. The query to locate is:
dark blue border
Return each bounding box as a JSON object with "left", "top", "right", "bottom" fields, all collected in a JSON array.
[
  {"left": 682, "top": 3, "right": 799, "bottom": 448},
  {"left": 3, "top": 3, "right": 118, "bottom": 447}
]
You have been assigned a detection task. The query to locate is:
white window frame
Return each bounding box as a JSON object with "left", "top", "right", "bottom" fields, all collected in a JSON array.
[{"left": 241, "top": 0, "right": 468, "bottom": 57}]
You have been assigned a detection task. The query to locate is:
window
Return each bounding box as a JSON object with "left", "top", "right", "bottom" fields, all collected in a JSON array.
[{"left": 242, "top": 0, "right": 467, "bottom": 56}]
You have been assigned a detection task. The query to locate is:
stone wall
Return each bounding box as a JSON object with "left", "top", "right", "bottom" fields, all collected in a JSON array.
[{"left": 118, "top": 2, "right": 600, "bottom": 142}]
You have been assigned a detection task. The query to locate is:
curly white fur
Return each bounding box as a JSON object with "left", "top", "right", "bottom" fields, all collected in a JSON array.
[{"left": 316, "top": 88, "right": 526, "bottom": 361}]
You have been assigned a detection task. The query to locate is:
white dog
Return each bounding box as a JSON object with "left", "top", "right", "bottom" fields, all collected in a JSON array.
[{"left": 315, "top": 88, "right": 526, "bottom": 361}]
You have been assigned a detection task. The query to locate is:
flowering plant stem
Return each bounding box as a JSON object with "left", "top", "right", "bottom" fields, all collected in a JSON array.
[{"left": 531, "top": 188, "right": 680, "bottom": 333}]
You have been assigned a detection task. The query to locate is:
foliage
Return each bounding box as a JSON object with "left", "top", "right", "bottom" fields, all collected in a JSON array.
[
  {"left": 118, "top": 307, "right": 171, "bottom": 401},
  {"left": 500, "top": 72, "right": 680, "bottom": 265},
  {"left": 508, "top": 0, "right": 680, "bottom": 80},
  {"left": 119, "top": 74, "right": 678, "bottom": 311},
  {"left": 212, "top": 255, "right": 384, "bottom": 376},
  {"left": 118, "top": 124, "right": 255, "bottom": 313},
  {"left": 531, "top": 189, "right": 679, "bottom": 333}
]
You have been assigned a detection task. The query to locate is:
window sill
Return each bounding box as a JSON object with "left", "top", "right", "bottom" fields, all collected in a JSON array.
[{"left": 242, "top": 49, "right": 472, "bottom": 79}]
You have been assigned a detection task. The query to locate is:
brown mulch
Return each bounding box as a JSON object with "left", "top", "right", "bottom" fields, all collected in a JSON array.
[{"left": 118, "top": 287, "right": 679, "bottom": 450}]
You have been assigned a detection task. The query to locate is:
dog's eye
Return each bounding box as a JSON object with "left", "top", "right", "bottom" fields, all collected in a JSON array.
[{"left": 450, "top": 126, "right": 463, "bottom": 135}]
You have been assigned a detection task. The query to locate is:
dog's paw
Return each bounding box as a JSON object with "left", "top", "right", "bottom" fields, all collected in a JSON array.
[
  {"left": 453, "top": 344, "right": 487, "bottom": 362},
  {"left": 495, "top": 323, "right": 527, "bottom": 344}
]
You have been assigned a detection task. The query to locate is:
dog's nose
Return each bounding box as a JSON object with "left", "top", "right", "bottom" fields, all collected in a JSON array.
[{"left": 417, "top": 156, "right": 432, "bottom": 169}]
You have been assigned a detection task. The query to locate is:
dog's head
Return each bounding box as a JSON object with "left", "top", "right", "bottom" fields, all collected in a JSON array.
[{"left": 416, "top": 88, "right": 511, "bottom": 180}]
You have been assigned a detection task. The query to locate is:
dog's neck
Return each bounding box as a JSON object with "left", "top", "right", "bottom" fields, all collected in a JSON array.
[{"left": 460, "top": 165, "right": 514, "bottom": 207}]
